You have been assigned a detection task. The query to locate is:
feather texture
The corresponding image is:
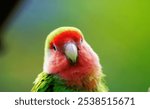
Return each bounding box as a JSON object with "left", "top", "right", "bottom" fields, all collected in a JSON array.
[
  {"left": 31, "top": 27, "right": 108, "bottom": 92},
  {"left": 31, "top": 72, "right": 108, "bottom": 92}
]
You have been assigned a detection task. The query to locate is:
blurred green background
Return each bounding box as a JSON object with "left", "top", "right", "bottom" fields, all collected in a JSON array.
[{"left": 0, "top": 0, "right": 150, "bottom": 91}]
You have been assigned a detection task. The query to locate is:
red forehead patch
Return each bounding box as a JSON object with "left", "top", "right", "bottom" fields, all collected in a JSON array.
[{"left": 50, "top": 30, "right": 82, "bottom": 49}]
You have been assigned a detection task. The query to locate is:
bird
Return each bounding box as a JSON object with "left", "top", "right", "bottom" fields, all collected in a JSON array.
[{"left": 31, "top": 27, "right": 108, "bottom": 92}]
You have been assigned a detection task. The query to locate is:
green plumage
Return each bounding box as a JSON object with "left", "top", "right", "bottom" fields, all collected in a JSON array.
[
  {"left": 31, "top": 72, "right": 108, "bottom": 92},
  {"left": 31, "top": 72, "right": 80, "bottom": 92}
]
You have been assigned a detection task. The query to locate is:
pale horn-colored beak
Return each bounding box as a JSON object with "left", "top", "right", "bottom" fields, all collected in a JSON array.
[{"left": 64, "top": 43, "right": 78, "bottom": 64}]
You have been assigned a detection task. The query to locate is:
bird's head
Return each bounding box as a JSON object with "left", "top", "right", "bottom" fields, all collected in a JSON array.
[
  {"left": 44, "top": 27, "right": 84, "bottom": 65},
  {"left": 43, "top": 27, "right": 100, "bottom": 81}
]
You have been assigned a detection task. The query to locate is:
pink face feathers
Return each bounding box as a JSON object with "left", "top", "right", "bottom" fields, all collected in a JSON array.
[{"left": 43, "top": 28, "right": 101, "bottom": 90}]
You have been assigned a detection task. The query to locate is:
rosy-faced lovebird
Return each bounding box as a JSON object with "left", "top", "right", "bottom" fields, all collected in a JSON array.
[{"left": 31, "top": 27, "right": 108, "bottom": 92}]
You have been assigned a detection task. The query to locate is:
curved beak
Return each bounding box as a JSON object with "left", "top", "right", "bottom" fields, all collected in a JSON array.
[{"left": 64, "top": 43, "right": 78, "bottom": 64}]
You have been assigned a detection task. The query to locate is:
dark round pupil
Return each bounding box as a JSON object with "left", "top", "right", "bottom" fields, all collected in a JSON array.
[{"left": 53, "top": 45, "right": 57, "bottom": 50}]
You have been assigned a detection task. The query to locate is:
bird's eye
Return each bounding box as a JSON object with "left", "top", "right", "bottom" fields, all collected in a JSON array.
[
  {"left": 52, "top": 44, "right": 57, "bottom": 51},
  {"left": 80, "top": 39, "right": 83, "bottom": 43}
]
